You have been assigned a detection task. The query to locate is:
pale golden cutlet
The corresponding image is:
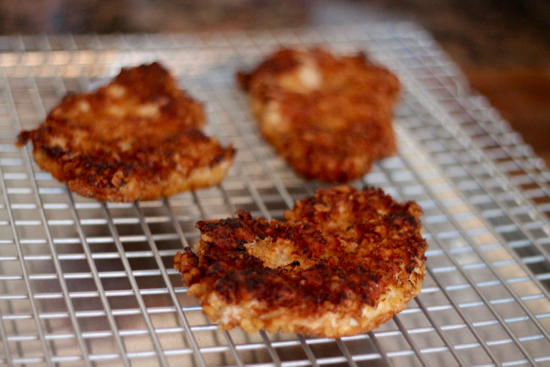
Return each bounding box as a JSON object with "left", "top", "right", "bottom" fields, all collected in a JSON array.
[
  {"left": 174, "top": 186, "right": 427, "bottom": 338},
  {"left": 17, "top": 62, "right": 235, "bottom": 202},
  {"left": 238, "top": 48, "right": 400, "bottom": 183}
]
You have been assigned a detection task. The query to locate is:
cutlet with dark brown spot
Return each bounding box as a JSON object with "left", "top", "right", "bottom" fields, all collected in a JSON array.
[
  {"left": 238, "top": 48, "right": 400, "bottom": 183},
  {"left": 17, "top": 62, "right": 235, "bottom": 202},
  {"left": 174, "top": 186, "right": 427, "bottom": 338}
]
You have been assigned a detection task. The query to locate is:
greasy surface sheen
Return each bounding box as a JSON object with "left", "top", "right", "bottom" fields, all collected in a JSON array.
[
  {"left": 174, "top": 186, "right": 427, "bottom": 338},
  {"left": 17, "top": 62, "right": 234, "bottom": 202},
  {"left": 238, "top": 48, "right": 400, "bottom": 183}
]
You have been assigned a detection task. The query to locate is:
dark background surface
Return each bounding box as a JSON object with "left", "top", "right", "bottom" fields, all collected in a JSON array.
[{"left": 1, "top": 0, "right": 549, "bottom": 165}]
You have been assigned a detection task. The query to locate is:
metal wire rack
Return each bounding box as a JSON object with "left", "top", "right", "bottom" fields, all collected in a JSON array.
[{"left": 0, "top": 22, "right": 549, "bottom": 366}]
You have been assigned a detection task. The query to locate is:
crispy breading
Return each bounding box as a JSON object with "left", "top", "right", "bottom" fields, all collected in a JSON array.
[
  {"left": 17, "top": 63, "right": 235, "bottom": 202},
  {"left": 174, "top": 186, "right": 427, "bottom": 338},
  {"left": 238, "top": 48, "right": 400, "bottom": 183}
]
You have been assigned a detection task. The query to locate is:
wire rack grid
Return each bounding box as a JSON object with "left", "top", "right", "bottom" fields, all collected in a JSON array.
[{"left": 0, "top": 22, "right": 549, "bottom": 366}]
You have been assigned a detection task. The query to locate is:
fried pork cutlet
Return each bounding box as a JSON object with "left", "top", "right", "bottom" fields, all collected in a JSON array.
[
  {"left": 174, "top": 186, "right": 427, "bottom": 338},
  {"left": 238, "top": 48, "right": 400, "bottom": 183},
  {"left": 17, "top": 62, "right": 235, "bottom": 202}
]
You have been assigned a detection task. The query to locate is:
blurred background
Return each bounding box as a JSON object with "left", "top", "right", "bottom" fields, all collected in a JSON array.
[{"left": 0, "top": 0, "right": 549, "bottom": 165}]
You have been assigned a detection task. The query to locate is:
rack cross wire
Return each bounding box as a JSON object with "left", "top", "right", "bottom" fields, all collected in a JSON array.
[{"left": 0, "top": 23, "right": 549, "bottom": 366}]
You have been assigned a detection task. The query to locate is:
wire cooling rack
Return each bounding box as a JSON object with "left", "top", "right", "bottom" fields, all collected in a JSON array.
[{"left": 0, "top": 22, "right": 549, "bottom": 367}]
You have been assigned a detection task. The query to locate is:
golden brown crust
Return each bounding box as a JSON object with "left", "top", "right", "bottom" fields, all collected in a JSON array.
[
  {"left": 238, "top": 48, "right": 400, "bottom": 183},
  {"left": 174, "top": 186, "right": 427, "bottom": 338},
  {"left": 17, "top": 62, "right": 235, "bottom": 202}
]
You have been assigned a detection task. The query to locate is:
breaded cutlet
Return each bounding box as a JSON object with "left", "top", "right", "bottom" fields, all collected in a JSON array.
[
  {"left": 174, "top": 186, "right": 427, "bottom": 338},
  {"left": 17, "top": 62, "right": 235, "bottom": 202},
  {"left": 238, "top": 48, "right": 400, "bottom": 183}
]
